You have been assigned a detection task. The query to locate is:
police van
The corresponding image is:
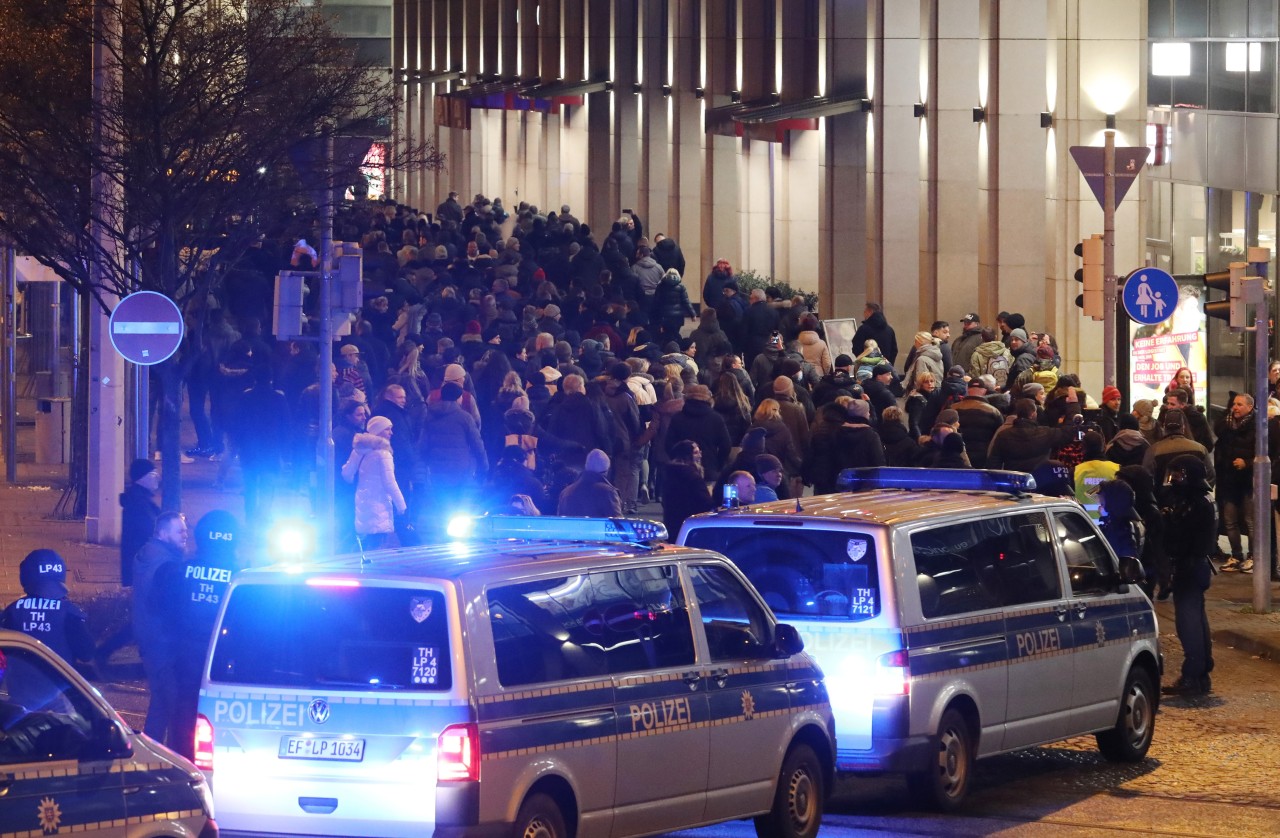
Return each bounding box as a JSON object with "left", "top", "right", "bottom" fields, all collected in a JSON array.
[
  {"left": 0, "top": 629, "right": 217, "bottom": 836},
  {"left": 678, "top": 468, "right": 1162, "bottom": 811},
  {"left": 196, "top": 516, "right": 835, "bottom": 838}
]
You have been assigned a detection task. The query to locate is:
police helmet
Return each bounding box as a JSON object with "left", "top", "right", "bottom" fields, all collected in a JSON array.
[
  {"left": 19, "top": 549, "right": 67, "bottom": 598},
  {"left": 194, "top": 509, "right": 240, "bottom": 556}
]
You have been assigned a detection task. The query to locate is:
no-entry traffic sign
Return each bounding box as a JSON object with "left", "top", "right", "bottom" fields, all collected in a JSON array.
[{"left": 109, "top": 291, "right": 185, "bottom": 365}]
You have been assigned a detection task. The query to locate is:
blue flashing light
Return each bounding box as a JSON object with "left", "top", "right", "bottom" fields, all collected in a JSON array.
[
  {"left": 270, "top": 518, "right": 316, "bottom": 559},
  {"left": 448, "top": 515, "right": 669, "bottom": 545},
  {"left": 837, "top": 467, "right": 1037, "bottom": 495}
]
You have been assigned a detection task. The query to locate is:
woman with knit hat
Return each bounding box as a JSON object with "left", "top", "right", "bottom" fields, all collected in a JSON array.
[{"left": 341, "top": 415, "right": 407, "bottom": 551}]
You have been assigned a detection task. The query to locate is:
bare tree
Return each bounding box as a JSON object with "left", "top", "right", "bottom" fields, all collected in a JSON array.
[{"left": 0, "top": 0, "right": 442, "bottom": 507}]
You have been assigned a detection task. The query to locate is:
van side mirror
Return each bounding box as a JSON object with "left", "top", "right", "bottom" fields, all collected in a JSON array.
[
  {"left": 773, "top": 623, "right": 804, "bottom": 658},
  {"left": 1118, "top": 556, "right": 1145, "bottom": 586},
  {"left": 88, "top": 717, "right": 133, "bottom": 760}
]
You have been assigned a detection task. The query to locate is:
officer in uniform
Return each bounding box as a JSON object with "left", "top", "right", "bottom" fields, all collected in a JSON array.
[
  {"left": 1161, "top": 453, "right": 1216, "bottom": 696},
  {"left": 159, "top": 509, "right": 244, "bottom": 759},
  {"left": 2, "top": 549, "right": 95, "bottom": 667}
]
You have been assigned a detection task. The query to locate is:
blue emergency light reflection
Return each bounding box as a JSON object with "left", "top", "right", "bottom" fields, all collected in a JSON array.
[
  {"left": 446, "top": 515, "right": 476, "bottom": 539},
  {"left": 271, "top": 519, "right": 316, "bottom": 559},
  {"left": 446, "top": 514, "right": 668, "bottom": 544},
  {"left": 837, "top": 467, "right": 1036, "bottom": 494}
]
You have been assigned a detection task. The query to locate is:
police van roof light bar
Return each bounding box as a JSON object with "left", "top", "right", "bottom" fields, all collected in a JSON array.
[
  {"left": 446, "top": 514, "right": 669, "bottom": 545},
  {"left": 837, "top": 467, "right": 1037, "bottom": 495}
]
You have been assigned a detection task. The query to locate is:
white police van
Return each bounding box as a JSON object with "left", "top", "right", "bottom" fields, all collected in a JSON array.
[
  {"left": 0, "top": 629, "right": 217, "bottom": 836},
  {"left": 678, "top": 468, "right": 1162, "bottom": 810},
  {"left": 196, "top": 516, "right": 835, "bottom": 838}
]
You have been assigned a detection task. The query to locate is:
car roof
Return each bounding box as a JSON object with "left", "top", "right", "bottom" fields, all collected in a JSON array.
[
  {"left": 240, "top": 540, "right": 717, "bottom": 585},
  {"left": 685, "top": 489, "right": 1071, "bottom": 529}
]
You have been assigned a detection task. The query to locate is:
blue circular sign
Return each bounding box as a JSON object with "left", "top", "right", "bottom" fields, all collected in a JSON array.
[
  {"left": 108, "top": 291, "right": 185, "bottom": 365},
  {"left": 1122, "top": 268, "right": 1179, "bottom": 325}
]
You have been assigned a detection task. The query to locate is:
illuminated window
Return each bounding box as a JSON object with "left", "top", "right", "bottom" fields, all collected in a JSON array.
[{"left": 1152, "top": 42, "right": 1192, "bottom": 76}]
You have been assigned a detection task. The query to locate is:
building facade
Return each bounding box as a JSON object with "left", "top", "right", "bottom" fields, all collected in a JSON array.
[{"left": 391, "top": 1, "right": 1272, "bottom": 409}]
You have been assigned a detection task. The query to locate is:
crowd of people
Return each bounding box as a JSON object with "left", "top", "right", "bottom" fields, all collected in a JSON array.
[{"left": 72, "top": 192, "right": 1280, "bottom": 705}]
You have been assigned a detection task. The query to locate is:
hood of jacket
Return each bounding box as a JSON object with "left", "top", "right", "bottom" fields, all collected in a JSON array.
[
  {"left": 798, "top": 330, "right": 823, "bottom": 347},
  {"left": 635, "top": 256, "right": 659, "bottom": 270},
  {"left": 974, "top": 340, "right": 1007, "bottom": 356},
  {"left": 427, "top": 400, "right": 466, "bottom": 421},
  {"left": 862, "top": 310, "right": 888, "bottom": 330},
  {"left": 1108, "top": 429, "right": 1148, "bottom": 451},
  {"left": 352, "top": 432, "right": 392, "bottom": 452},
  {"left": 681, "top": 399, "right": 715, "bottom": 418}
]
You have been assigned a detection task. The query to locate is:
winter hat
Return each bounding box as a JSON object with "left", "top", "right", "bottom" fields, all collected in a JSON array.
[
  {"left": 129, "top": 457, "right": 157, "bottom": 483},
  {"left": 440, "top": 382, "right": 464, "bottom": 402},
  {"left": 978, "top": 374, "right": 998, "bottom": 392},
  {"left": 741, "top": 427, "right": 768, "bottom": 455},
  {"left": 936, "top": 409, "right": 960, "bottom": 427},
  {"left": 834, "top": 354, "right": 854, "bottom": 368},
  {"left": 1005, "top": 313, "right": 1026, "bottom": 330},
  {"left": 340, "top": 343, "right": 360, "bottom": 357},
  {"left": 1036, "top": 344, "right": 1056, "bottom": 360},
  {"left": 755, "top": 454, "right": 783, "bottom": 475},
  {"left": 1102, "top": 385, "right": 1122, "bottom": 403},
  {"left": 444, "top": 363, "right": 467, "bottom": 384},
  {"left": 1020, "top": 382, "right": 1045, "bottom": 398},
  {"left": 611, "top": 362, "right": 633, "bottom": 381},
  {"left": 846, "top": 399, "right": 871, "bottom": 420},
  {"left": 585, "top": 449, "right": 611, "bottom": 474},
  {"left": 19, "top": 549, "right": 66, "bottom": 598},
  {"left": 872, "top": 362, "right": 894, "bottom": 377},
  {"left": 366, "top": 416, "right": 393, "bottom": 435},
  {"left": 543, "top": 304, "right": 561, "bottom": 319},
  {"left": 772, "top": 376, "right": 795, "bottom": 396},
  {"left": 1009, "top": 328, "right": 1029, "bottom": 343},
  {"left": 465, "top": 320, "right": 482, "bottom": 335},
  {"left": 947, "top": 365, "right": 966, "bottom": 378},
  {"left": 685, "top": 384, "right": 713, "bottom": 403}
]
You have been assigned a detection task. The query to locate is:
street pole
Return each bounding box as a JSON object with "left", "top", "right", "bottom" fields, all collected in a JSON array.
[
  {"left": 85, "top": 0, "right": 126, "bottom": 543},
  {"left": 316, "top": 134, "right": 335, "bottom": 557},
  {"left": 1249, "top": 247, "right": 1272, "bottom": 614},
  {"left": 1102, "top": 129, "right": 1117, "bottom": 387},
  {"left": 2, "top": 243, "right": 14, "bottom": 483}
]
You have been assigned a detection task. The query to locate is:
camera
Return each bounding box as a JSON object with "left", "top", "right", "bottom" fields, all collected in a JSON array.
[{"left": 722, "top": 483, "right": 739, "bottom": 507}]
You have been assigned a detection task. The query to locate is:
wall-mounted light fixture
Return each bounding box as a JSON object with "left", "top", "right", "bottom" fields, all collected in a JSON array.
[
  {"left": 1105, "top": 113, "right": 1117, "bottom": 129},
  {"left": 860, "top": 98, "right": 874, "bottom": 112},
  {"left": 632, "top": 82, "right": 643, "bottom": 94},
  {"left": 972, "top": 106, "right": 986, "bottom": 123},
  {"left": 913, "top": 102, "right": 927, "bottom": 118},
  {"left": 661, "top": 84, "right": 672, "bottom": 96},
  {"left": 694, "top": 87, "right": 705, "bottom": 99},
  {"left": 730, "top": 90, "right": 742, "bottom": 104},
  {"left": 1040, "top": 111, "right": 1053, "bottom": 128}
]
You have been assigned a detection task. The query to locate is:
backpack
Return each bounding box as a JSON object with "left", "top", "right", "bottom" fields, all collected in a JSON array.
[
  {"left": 984, "top": 352, "right": 1010, "bottom": 389},
  {"left": 1031, "top": 361, "right": 1058, "bottom": 391}
]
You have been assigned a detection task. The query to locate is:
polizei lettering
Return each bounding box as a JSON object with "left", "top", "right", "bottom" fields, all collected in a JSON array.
[
  {"left": 1015, "top": 627, "right": 1061, "bottom": 657},
  {"left": 186, "top": 565, "right": 233, "bottom": 584},
  {"left": 629, "top": 696, "right": 693, "bottom": 732},
  {"left": 212, "top": 699, "right": 308, "bottom": 728}
]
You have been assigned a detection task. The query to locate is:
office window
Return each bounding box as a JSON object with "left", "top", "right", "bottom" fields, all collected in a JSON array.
[
  {"left": 1174, "top": 0, "right": 1209, "bottom": 37},
  {"left": 1251, "top": 0, "right": 1278, "bottom": 36},
  {"left": 1150, "top": 0, "right": 1173, "bottom": 37},
  {"left": 1212, "top": 0, "right": 1250, "bottom": 37}
]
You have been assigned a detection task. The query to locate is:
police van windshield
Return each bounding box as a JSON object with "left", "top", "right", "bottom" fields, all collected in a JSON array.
[
  {"left": 682, "top": 527, "right": 880, "bottom": 621},
  {"left": 209, "top": 584, "right": 451, "bottom": 691}
]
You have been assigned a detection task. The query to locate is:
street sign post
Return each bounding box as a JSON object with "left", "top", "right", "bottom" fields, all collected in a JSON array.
[
  {"left": 1122, "top": 267, "right": 1178, "bottom": 325},
  {"left": 108, "top": 290, "right": 184, "bottom": 365}
]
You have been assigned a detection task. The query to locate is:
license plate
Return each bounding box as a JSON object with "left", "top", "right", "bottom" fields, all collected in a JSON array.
[{"left": 279, "top": 736, "right": 366, "bottom": 762}]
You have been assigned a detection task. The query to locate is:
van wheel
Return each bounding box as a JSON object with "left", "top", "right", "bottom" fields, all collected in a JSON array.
[
  {"left": 514, "top": 793, "right": 567, "bottom": 838},
  {"left": 907, "top": 708, "right": 973, "bottom": 812},
  {"left": 753, "top": 743, "right": 824, "bottom": 838},
  {"left": 1096, "top": 667, "right": 1156, "bottom": 762}
]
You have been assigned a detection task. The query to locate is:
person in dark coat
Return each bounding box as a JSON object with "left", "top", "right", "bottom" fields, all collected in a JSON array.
[
  {"left": 416, "top": 382, "right": 488, "bottom": 526},
  {"left": 741, "top": 289, "right": 782, "bottom": 367},
  {"left": 231, "top": 365, "right": 291, "bottom": 530},
  {"left": 665, "top": 384, "right": 733, "bottom": 478},
  {"left": 1213, "top": 393, "right": 1256, "bottom": 572},
  {"left": 661, "top": 440, "right": 714, "bottom": 537},
  {"left": 558, "top": 449, "right": 624, "bottom": 517},
  {"left": 133, "top": 511, "right": 189, "bottom": 747},
  {"left": 877, "top": 406, "right": 920, "bottom": 466},
  {"left": 649, "top": 268, "right": 696, "bottom": 343},
  {"left": 1160, "top": 454, "right": 1216, "bottom": 696},
  {"left": 119, "top": 458, "right": 160, "bottom": 587},
  {"left": 702, "top": 259, "right": 734, "bottom": 310},
  {"left": 542, "top": 374, "right": 613, "bottom": 467},
  {"left": 652, "top": 233, "right": 686, "bottom": 277},
  {"left": 804, "top": 400, "right": 886, "bottom": 495},
  {"left": 862, "top": 363, "right": 899, "bottom": 423},
  {"left": 952, "top": 380, "right": 1004, "bottom": 468},
  {"left": 484, "top": 445, "right": 549, "bottom": 514},
  {"left": 986, "top": 398, "right": 1071, "bottom": 472},
  {"left": 849, "top": 302, "right": 899, "bottom": 365},
  {"left": 1106, "top": 413, "right": 1151, "bottom": 468}
]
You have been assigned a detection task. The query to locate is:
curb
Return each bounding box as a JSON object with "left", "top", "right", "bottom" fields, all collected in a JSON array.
[{"left": 1214, "top": 628, "right": 1278, "bottom": 663}]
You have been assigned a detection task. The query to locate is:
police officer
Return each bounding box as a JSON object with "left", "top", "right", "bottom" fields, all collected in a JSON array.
[
  {"left": 159, "top": 509, "right": 244, "bottom": 759},
  {"left": 133, "top": 511, "right": 188, "bottom": 747},
  {"left": 1161, "top": 453, "right": 1216, "bottom": 696},
  {"left": 2, "top": 549, "right": 95, "bottom": 666}
]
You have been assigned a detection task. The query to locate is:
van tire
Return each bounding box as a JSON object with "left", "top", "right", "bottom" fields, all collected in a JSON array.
[
  {"left": 1096, "top": 667, "right": 1156, "bottom": 762},
  {"left": 514, "top": 793, "right": 567, "bottom": 838},
  {"left": 907, "top": 708, "right": 973, "bottom": 812},
  {"left": 753, "top": 743, "right": 824, "bottom": 838}
]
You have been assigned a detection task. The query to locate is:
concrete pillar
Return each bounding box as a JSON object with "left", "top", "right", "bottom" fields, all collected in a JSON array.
[{"left": 85, "top": 300, "right": 124, "bottom": 544}]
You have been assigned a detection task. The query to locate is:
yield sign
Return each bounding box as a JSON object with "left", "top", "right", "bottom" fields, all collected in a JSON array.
[
  {"left": 109, "top": 291, "right": 185, "bottom": 365},
  {"left": 1070, "top": 146, "right": 1150, "bottom": 210}
]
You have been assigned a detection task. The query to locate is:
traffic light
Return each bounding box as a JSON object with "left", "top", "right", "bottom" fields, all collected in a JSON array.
[
  {"left": 1074, "top": 235, "right": 1104, "bottom": 320},
  {"left": 1204, "top": 261, "right": 1246, "bottom": 329}
]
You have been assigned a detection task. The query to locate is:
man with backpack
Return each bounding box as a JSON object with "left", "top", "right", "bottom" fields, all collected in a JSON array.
[{"left": 967, "top": 327, "right": 1013, "bottom": 390}]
